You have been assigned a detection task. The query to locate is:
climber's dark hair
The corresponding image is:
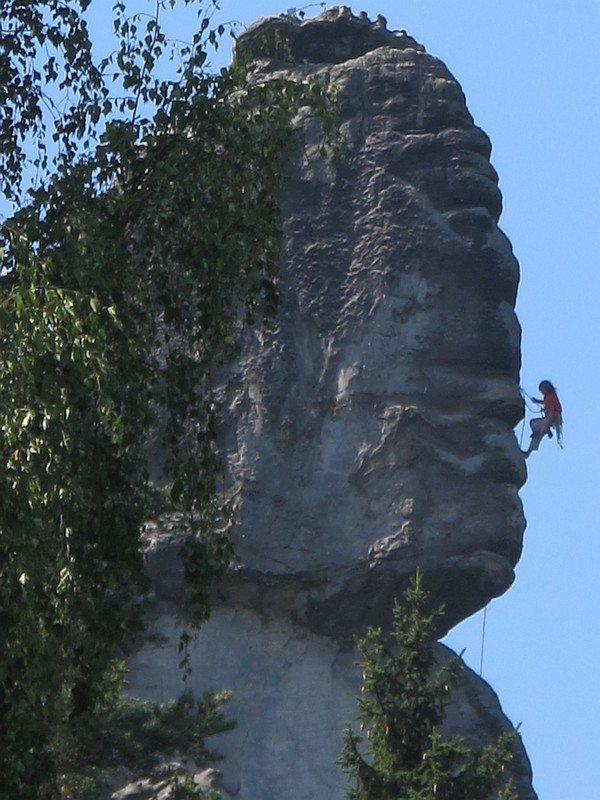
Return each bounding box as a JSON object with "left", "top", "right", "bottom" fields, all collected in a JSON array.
[{"left": 539, "top": 380, "right": 557, "bottom": 394}]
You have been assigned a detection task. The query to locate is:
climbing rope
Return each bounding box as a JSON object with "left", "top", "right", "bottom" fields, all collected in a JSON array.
[
  {"left": 516, "top": 414, "right": 527, "bottom": 448},
  {"left": 479, "top": 604, "right": 489, "bottom": 677},
  {"left": 517, "top": 386, "right": 538, "bottom": 449},
  {"left": 519, "top": 385, "right": 542, "bottom": 414}
]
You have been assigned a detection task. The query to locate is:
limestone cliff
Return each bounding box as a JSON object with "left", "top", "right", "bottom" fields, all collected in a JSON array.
[{"left": 129, "top": 8, "right": 535, "bottom": 799}]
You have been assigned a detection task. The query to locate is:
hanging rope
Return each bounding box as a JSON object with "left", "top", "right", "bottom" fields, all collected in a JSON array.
[
  {"left": 519, "top": 385, "right": 542, "bottom": 414},
  {"left": 517, "top": 386, "right": 537, "bottom": 449},
  {"left": 517, "top": 414, "right": 527, "bottom": 448},
  {"left": 479, "top": 604, "right": 488, "bottom": 676}
]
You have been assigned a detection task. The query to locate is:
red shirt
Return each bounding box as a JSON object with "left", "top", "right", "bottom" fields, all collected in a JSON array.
[{"left": 544, "top": 392, "right": 562, "bottom": 414}]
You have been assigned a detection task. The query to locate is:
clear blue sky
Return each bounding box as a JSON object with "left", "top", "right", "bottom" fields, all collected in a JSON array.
[{"left": 54, "top": 2, "right": 600, "bottom": 797}]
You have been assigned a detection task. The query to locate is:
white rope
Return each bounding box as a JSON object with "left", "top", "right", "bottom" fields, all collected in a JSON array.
[
  {"left": 519, "top": 385, "right": 541, "bottom": 414},
  {"left": 479, "top": 604, "right": 488, "bottom": 677}
]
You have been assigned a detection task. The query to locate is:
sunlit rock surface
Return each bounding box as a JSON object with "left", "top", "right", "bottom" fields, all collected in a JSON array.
[{"left": 128, "top": 8, "right": 535, "bottom": 799}]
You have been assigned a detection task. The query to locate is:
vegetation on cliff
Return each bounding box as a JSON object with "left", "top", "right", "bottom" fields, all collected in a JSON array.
[{"left": 0, "top": 1, "right": 334, "bottom": 796}]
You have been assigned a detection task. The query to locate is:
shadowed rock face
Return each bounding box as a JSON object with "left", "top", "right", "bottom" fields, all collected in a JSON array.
[
  {"left": 217, "top": 6, "right": 526, "bottom": 636},
  {"left": 131, "top": 9, "right": 535, "bottom": 800}
]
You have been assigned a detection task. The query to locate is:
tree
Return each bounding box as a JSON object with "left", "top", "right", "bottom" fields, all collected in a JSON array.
[
  {"left": 340, "top": 572, "right": 518, "bottom": 800},
  {"left": 0, "top": 1, "right": 334, "bottom": 796}
]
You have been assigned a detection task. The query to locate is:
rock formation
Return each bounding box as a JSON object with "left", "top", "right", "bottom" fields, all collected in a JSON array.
[{"left": 129, "top": 8, "right": 535, "bottom": 799}]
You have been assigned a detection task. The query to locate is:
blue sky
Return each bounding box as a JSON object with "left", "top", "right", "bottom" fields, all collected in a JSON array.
[
  {"left": 206, "top": 3, "right": 595, "bottom": 798},
  {"left": 13, "top": 1, "right": 597, "bottom": 796}
]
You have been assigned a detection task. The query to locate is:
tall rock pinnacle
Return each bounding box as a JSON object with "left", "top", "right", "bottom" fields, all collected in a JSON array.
[
  {"left": 130, "top": 8, "right": 534, "bottom": 800},
  {"left": 222, "top": 5, "right": 526, "bottom": 635}
]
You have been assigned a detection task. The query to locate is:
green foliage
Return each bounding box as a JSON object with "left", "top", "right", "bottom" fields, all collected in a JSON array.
[
  {"left": 0, "top": 1, "right": 336, "bottom": 796},
  {"left": 55, "top": 660, "right": 232, "bottom": 799},
  {"left": 171, "top": 775, "right": 220, "bottom": 800},
  {"left": 340, "top": 572, "right": 518, "bottom": 800},
  {"left": 0, "top": 0, "right": 102, "bottom": 202}
]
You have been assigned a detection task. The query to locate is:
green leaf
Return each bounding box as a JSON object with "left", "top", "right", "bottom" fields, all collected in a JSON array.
[{"left": 0, "top": 1, "right": 338, "bottom": 793}]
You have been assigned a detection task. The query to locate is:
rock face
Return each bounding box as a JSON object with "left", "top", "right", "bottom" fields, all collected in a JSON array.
[
  {"left": 129, "top": 8, "right": 535, "bottom": 799},
  {"left": 221, "top": 5, "right": 526, "bottom": 635}
]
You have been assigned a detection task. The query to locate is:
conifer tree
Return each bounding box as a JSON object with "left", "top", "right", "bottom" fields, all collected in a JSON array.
[{"left": 340, "top": 572, "right": 518, "bottom": 800}]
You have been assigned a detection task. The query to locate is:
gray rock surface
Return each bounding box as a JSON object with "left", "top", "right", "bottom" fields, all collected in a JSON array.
[
  {"left": 219, "top": 4, "right": 526, "bottom": 634},
  {"left": 128, "top": 8, "right": 535, "bottom": 799},
  {"left": 129, "top": 617, "right": 535, "bottom": 799}
]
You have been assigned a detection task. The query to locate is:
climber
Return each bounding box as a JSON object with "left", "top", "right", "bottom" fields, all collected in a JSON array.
[{"left": 523, "top": 380, "right": 562, "bottom": 458}]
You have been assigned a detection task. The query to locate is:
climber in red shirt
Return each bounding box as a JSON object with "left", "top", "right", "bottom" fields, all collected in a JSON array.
[{"left": 523, "top": 380, "right": 563, "bottom": 458}]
